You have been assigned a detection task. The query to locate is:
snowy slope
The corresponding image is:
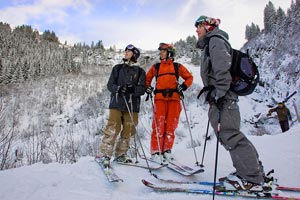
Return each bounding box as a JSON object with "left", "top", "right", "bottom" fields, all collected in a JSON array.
[
  {"left": 0, "top": 125, "right": 299, "bottom": 200},
  {"left": 0, "top": 63, "right": 299, "bottom": 200}
]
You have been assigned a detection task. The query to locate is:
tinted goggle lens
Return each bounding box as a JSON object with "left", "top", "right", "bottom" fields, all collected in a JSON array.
[
  {"left": 159, "top": 43, "right": 171, "bottom": 50},
  {"left": 125, "top": 44, "right": 134, "bottom": 51}
]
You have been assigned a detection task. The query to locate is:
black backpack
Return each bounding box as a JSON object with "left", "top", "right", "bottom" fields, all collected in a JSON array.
[{"left": 206, "top": 35, "right": 259, "bottom": 96}]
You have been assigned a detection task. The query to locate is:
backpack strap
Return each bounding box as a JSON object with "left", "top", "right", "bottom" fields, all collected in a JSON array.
[
  {"left": 154, "top": 62, "right": 180, "bottom": 81},
  {"left": 153, "top": 62, "right": 180, "bottom": 97},
  {"left": 205, "top": 35, "right": 231, "bottom": 57},
  {"left": 154, "top": 63, "right": 160, "bottom": 81},
  {"left": 206, "top": 35, "right": 232, "bottom": 74},
  {"left": 173, "top": 62, "right": 179, "bottom": 81}
]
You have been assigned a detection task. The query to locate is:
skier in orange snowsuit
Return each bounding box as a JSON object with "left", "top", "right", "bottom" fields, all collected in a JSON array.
[{"left": 145, "top": 43, "right": 193, "bottom": 162}]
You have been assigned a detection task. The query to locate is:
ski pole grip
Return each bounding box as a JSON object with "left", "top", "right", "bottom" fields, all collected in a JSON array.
[
  {"left": 145, "top": 93, "right": 152, "bottom": 101},
  {"left": 179, "top": 91, "right": 184, "bottom": 99}
]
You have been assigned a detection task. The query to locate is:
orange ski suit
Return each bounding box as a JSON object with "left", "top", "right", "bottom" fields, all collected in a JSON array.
[{"left": 146, "top": 59, "right": 193, "bottom": 154}]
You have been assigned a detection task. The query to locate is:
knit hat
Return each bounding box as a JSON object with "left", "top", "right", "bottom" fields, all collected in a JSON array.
[{"left": 194, "top": 15, "right": 221, "bottom": 32}]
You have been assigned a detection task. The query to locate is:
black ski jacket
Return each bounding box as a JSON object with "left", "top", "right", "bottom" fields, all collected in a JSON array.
[{"left": 107, "top": 62, "right": 146, "bottom": 112}]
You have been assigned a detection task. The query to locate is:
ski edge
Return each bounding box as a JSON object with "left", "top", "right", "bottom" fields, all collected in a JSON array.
[{"left": 276, "top": 186, "right": 300, "bottom": 192}]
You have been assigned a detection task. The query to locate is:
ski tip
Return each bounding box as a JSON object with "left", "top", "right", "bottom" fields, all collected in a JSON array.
[{"left": 142, "top": 179, "right": 152, "bottom": 186}]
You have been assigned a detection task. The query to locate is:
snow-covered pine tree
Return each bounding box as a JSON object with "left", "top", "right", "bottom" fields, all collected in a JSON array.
[{"left": 264, "top": 1, "right": 277, "bottom": 34}]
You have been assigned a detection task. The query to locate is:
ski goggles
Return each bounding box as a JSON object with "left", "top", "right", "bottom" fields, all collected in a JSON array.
[
  {"left": 158, "top": 43, "right": 173, "bottom": 50},
  {"left": 125, "top": 44, "right": 135, "bottom": 51},
  {"left": 194, "top": 15, "right": 209, "bottom": 27}
]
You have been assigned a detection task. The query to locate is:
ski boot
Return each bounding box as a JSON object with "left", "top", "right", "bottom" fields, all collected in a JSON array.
[
  {"left": 222, "top": 174, "right": 263, "bottom": 192},
  {"left": 114, "top": 154, "right": 133, "bottom": 163},
  {"left": 163, "top": 150, "right": 175, "bottom": 162}
]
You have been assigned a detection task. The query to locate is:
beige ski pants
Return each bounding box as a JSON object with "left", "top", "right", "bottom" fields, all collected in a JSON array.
[{"left": 99, "top": 109, "right": 138, "bottom": 158}]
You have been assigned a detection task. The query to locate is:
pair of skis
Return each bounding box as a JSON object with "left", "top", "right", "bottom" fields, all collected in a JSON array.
[
  {"left": 95, "top": 156, "right": 166, "bottom": 182},
  {"left": 95, "top": 155, "right": 169, "bottom": 182},
  {"left": 142, "top": 176, "right": 300, "bottom": 199},
  {"left": 96, "top": 154, "right": 204, "bottom": 182},
  {"left": 140, "top": 155, "right": 204, "bottom": 176}
]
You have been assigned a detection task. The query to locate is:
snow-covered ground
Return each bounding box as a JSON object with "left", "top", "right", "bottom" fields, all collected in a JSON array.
[
  {"left": 0, "top": 62, "right": 299, "bottom": 200},
  {"left": 0, "top": 125, "right": 299, "bottom": 200}
]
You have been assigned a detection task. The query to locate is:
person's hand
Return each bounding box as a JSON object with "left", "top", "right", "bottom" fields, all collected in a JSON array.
[
  {"left": 215, "top": 97, "right": 225, "bottom": 110},
  {"left": 116, "top": 86, "right": 126, "bottom": 95},
  {"left": 146, "top": 86, "right": 154, "bottom": 94},
  {"left": 207, "top": 94, "right": 224, "bottom": 110},
  {"left": 177, "top": 83, "right": 187, "bottom": 93},
  {"left": 126, "top": 84, "right": 135, "bottom": 94}
]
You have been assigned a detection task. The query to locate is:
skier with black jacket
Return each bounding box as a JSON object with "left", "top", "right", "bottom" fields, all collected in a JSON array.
[{"left": 99, "top": 44, "right": 146, "bottom": 167}]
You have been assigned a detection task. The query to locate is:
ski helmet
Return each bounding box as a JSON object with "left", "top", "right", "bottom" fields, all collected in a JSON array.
[
  {"left": 125, "top": 44, "right": 140, "bottom": 63},
  {"left": 158, "top": 43, "right": 175, "bottom": 59},
  {"left": 194, "top": 15, "right": 221, "bottom": 32}
]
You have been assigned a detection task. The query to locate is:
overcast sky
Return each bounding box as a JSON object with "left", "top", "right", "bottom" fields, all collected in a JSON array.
[{"left": 0, "top": 0, "right": 292, "bottom": 50}]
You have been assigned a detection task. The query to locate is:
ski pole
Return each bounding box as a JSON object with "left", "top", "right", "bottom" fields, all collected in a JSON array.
[
  {"left": 129, "top": 94, "right": 139, "bottom": 163},
  {"left": 200, "top": 118, "right": 210, "bottom": 168},
  {"left": 150, "top": 94, "right": 164, "bottom": 164},
  {"left": 213, "top": 109, "right": 221, "bottom": 200},
  {"left": 123, "top": 96, "right": 153, "bottom": 175},
  {"left": 180, "top": 96, "right": 199, "bottom": 166}
]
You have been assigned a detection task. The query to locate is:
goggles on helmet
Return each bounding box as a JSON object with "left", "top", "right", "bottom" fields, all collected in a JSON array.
[
  {"left": 194, "top": 15, "right": 208, "bottom": 27},
  {"left": 125, "top": 44, "right": 135, "bottom": 51},
  {"left": 158, "top": 43, "right": 173, "bottom": 50}
]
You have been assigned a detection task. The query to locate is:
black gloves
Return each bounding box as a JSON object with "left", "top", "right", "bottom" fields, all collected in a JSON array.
[
  {"left": 116, "top": 86, "right": 127, "bottom": 95},
  {"left": 126, "top": 84, "right": 135, "bottom": 94},
  {"left": 215, "top": 97, "right": 225, "bottom": 110},
  {"left": 177, "top": 83, "right": 187, "bottom": 93},
  {"left": 116, "top": 85, "right": 135, "bottom": 95},
  {"left": 146, "top": 86, "right": 154, "bottom": 94},
  {"left": 198, "top": 85, "right": 225, "bottom": 110},
  {"left": 208, "top": 96, "right": 224, "bottom": 110}
]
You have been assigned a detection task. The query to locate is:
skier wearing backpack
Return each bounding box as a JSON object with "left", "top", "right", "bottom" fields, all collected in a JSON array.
[
  {"left": 195, "top": 16, "right": 265, "bottom": 191},
  {"left": 145, "top": 43, "right": 193, "bottom": 163},
  {"left": 267, "top": 102, "right": 292, "bottom": 132},
  {"left": 98, "top": 44, "right": 146, "bottom": 167}
]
